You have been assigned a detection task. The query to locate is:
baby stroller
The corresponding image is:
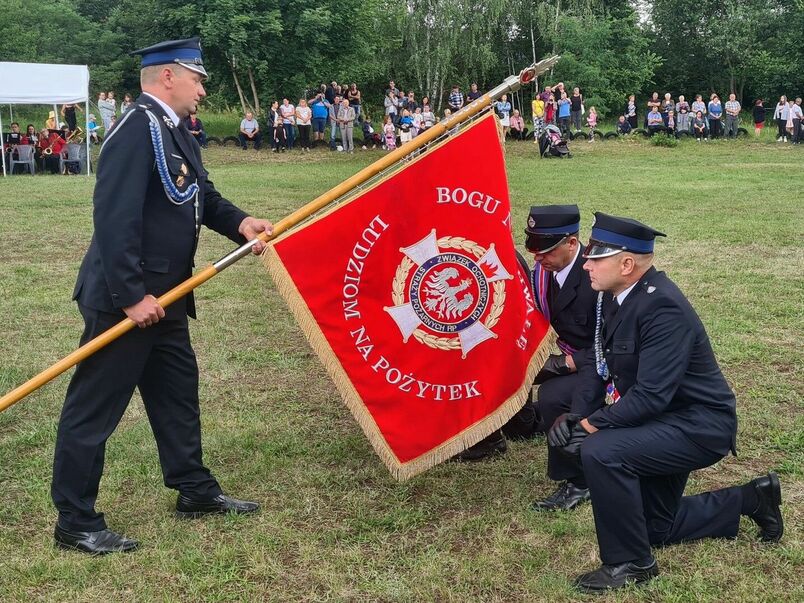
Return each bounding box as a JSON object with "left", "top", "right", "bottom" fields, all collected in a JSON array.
[{"left": 538, "top": 124, "right": 571, "bottom": 158}]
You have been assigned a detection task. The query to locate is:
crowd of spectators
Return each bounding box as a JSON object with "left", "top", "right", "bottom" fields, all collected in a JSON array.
[
  {"left": 4, "top": 81, "right": 803, "bottom": 175},
  {"left": 220, "top": 81, "right": 556, "bottom": 153},
  {"left": 531, "top": 85, "right": 804, "bottom": 144}
]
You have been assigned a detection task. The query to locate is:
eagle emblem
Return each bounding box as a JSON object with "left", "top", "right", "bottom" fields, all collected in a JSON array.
[
  {"left": 385, "top": 230, "right": 513, "bottom": 358},
  {"left": 423, "top": 268, "right": 474, "bottom": 320}
]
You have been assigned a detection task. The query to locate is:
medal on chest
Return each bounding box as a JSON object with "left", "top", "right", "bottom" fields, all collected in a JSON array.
[
  {"left": 605, "top": 380, "right": 621, "bottom": 405},
  {"left": 177, "top": 163, "right": 188, "bottom": 188}
]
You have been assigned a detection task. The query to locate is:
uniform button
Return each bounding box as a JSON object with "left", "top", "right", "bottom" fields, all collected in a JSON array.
[
  {"left": 605, "top": 348, "right": 611, "bottom": 353},
  {"left": 139, "top": 261, "right": 145, "bottom": 266},
  {"left": 112, "top": 293, "right": 119, "bottom": 299}
]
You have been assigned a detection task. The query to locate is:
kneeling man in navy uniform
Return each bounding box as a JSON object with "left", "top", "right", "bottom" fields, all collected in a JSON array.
[{"left": 547, "top": 212, "right": 784, "bottom": 592}]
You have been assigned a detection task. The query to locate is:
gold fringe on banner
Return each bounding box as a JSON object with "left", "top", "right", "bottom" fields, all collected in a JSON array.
[{"left": 261, "top": 113, "right": 556, "bottom": 481}]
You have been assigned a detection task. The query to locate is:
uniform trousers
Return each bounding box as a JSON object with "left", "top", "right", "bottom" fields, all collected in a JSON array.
[
  {"left": 52, "top": 305, "right": 221, "bottom": 531},
  {"left": 580, "top": 421, "right": 742, "bottom": 565},
  {"left": 536, "top": 373, "right": 586, "bottom": 486}
]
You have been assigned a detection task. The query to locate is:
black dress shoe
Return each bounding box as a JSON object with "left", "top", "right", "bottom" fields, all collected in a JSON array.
[
  {"left": 532, "top": 481, "right": 590, "bottom": 511},
  {"left": 453, "top": 431, "right": 507, "bottom": 462},
  {"left": 573, "top": 559, "right": 659, "bottom": 592},
  {"left": 747, "top": 472, "right": 784, "bottom": 542},
  {"left": 54, "top": 525, "right": 139, "bottom": 555},
  {"left": 176, "top": 493, "right": 260, "bottom": 518}
]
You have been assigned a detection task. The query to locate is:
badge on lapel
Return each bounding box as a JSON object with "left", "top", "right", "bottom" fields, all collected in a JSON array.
[{"left": 162, "top": 115, "right": 175, "bottom": 129}]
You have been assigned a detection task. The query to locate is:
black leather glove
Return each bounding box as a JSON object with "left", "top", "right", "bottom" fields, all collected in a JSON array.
[
  {"left": 547, "top": 413, "right": 583, "bottom": 447},
  {"left": 559, "top": 423, "right": 590, "bottom": 458},
  {"left": 542, "top": 354, "right": 571, "bottom": 376}
]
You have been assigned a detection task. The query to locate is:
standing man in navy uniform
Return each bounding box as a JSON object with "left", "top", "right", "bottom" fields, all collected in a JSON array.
[
  {"left": 523, "top": 205, "right": 602, "bottom": 511},
  {"left": 51, "top": 38, "right": 274, "bottom": 555},
  {"left": 547, "top": 213, "right": 784, "bottom": 592}
]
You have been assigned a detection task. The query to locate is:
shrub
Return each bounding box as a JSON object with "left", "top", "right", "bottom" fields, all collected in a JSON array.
[{"left": 651, "top": 132, "right": 678, "bottom": 147}]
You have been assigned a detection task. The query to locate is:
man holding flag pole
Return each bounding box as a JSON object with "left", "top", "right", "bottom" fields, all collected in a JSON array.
[{"left": 51, "top": 38, "right": 274, "bottom": 555}]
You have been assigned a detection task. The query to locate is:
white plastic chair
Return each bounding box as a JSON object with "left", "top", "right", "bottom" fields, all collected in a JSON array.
[
  {"left": 10, "top": 144, "right": 35, "bottom": 175},
  {"left": 59, "top": 144, "right": 82, "bottom": 174}
]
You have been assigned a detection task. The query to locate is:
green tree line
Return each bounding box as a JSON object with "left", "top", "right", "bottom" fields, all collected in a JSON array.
[{"left": 1, "top": 0, "right": 802, "bottom": 117}]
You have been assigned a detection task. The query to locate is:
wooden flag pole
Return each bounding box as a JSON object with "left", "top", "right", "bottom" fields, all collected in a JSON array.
[{"left": 0, "top": 56, "right": 559, "bottom": 414}]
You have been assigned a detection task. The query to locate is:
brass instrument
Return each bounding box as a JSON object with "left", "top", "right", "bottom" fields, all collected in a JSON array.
[
  {"left": 67, "top": 127, "right": 84, "bottom": 144},
  {"left": 43, "top": 127, "right": 83, "bottom": 156},
  {"left": 42, "top": 136, "right": 59, "bottom": 156}
]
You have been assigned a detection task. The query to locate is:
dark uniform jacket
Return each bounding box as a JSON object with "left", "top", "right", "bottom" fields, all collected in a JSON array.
[
  {"left": 544, "top": 244, "right": 599, "bottom": 369},
  {"left": 73, "top": 94, "right": 248, "bottom": 320},
  {"left": 575, "top": 267, "right": 738, "bottom": 456}
]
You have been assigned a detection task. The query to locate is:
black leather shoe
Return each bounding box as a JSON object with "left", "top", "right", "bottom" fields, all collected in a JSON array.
[
  {"left": 453, "top": 432, "right": 507, "bottom": 462},
  {"left": 532, "top": 481, "right": 590, "bottom": 511},
  {"left": 747, "top": 472, "right": 784, "bottom": 542},
  {"left": 176, "top": 493, "right": 260, "bottom": 518},
  {"left": 573, "top": 559, "right": 659, "bottom": 592},
  {"left": 54, "top": 525, "right": 139, "bottom": 555}
]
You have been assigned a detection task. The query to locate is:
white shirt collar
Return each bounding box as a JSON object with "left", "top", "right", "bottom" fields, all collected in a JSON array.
[
  {"left": 142, "top": 92, "right": 181, "bottom": 126},
  {"left": 553, "top": 245, "right": 580, "bottom": 288},
  {"left": 616, "top": 281, "right": 639, "bottom": 305}
]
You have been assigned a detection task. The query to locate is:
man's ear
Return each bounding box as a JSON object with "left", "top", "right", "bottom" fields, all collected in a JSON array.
[{"left": 619, "top": 254, "right": 636, "bottom": 277}]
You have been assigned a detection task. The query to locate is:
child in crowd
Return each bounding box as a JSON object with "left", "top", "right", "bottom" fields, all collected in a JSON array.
[
  {"left": 270, "top": 101, "right": 287, "bottom": 152},
  {"left": 753, "top": 99, "right": 766, "bottom": 137},
  {"left": 785, "top": 99, "right": 796, "bottom": 138},
  {"left": 383, "top": 115, "right": 397, "bottom": 150},
  {"left": 557, "top": 92, "right": 571, "bottom": 136},
  {"left": 421, "top": 105, "right": 435, "bottom": 131},
  {"left": 586, "top": 106, "right": 598, "bottom": 141},
  {"left": 443, "top": 108, "right": 459, "bottom": 135},
  {"left": 532, "top": 93, "right": 545, "bottom": 142},
  {"left": 398, "top": 109, "right": 413, "bottom": 145},
  {"left": 411, "top": 107, "right": 423, "bottom": 137},
  {"left": 675, "top": 95, "right": 690, "bottom": 133},
  {"left": 666, "top": 109, "right": 675, "bottom": 134},
  {"left": 87, "top": 114, "right": 100, "bottom": 144},
  {"left": 625, "top": 94, "right": 637, "bottom": 129},
  {"left": 616, "top": 115, "right": 632, "bottom": 134},
  {"left": 692, "top": 110, "right": 708, "bottom": 141},
  {"left": 545, "top": 94, "right": 556, "bottom": 125},
  {"left": 361, "top": 117, "right": 380, "bottom": 149}
]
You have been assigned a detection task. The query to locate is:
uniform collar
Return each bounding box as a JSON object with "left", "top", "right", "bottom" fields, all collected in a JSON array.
[
  {"left": 142, "top": 92, "right": 181, "bottom": 126},
  {"left": 616, "top": 281, "right": 638, "bottom": 305},
  {"left": 554, "top": 245, "right": 580, "bottom": 288}
]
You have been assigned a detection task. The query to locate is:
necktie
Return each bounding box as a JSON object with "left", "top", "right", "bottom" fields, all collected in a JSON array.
[
  {"left": 548, "top": 274, "right": 559, "bottom": 312},
  {"left": 604, "top": 297, "right": 620, "bottom": 329}
]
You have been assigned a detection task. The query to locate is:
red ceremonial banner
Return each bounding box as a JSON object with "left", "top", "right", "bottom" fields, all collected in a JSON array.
[{"left": 263, "top": 113, "right": 553, "bottom": 480}]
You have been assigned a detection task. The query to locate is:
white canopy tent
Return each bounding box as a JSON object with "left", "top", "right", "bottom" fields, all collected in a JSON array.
[{"left": 0, "top": 61, "right": 91, "bottom": 176}]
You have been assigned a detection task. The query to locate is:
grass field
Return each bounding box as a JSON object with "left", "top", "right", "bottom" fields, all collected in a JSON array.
[{"left": 0, "top": 135, "right": 802, "bottom": 602}]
